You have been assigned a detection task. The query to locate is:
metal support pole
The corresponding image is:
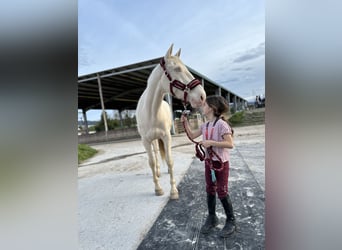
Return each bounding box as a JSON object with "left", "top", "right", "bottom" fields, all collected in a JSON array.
[
  {"left": 97, "top": 74, "right": 108, "bottom": 135},
  {"left": 82, "top": 109, "right": 89, "bottom": 134},
  {"left": 234, "top": 95, "right": 237, "bottom": 113},
  {"left": 119, "top": 110, "right": 123, "bottom": 128},
  {"left": 217, "top": 87, "right": 221, "bottom": 96}
]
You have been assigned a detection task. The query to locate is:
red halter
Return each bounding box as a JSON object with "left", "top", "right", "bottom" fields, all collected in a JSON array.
[{"left": 160, "top": 58, "right": 202, "bottom": 107}]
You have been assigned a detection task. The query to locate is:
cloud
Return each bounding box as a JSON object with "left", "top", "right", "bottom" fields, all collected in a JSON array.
[
  {"left": 219, "top": 78, "right": 240, "bottom": 84},
  {"left": 78, "top": 46, "right": 91, "bottom": 67},
  {"left": 232, "top": 42, "right": 265, "bottom": 63},
  {"left": 78, "top": 1, "right": 265, "bottom": 99},
  {"left": 232, "top": 67, "right": 253, "bottom": 71}
]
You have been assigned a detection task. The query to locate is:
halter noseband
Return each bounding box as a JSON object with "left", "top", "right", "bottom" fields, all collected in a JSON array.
[{"left": 160, "top": 58, "right": 201, "bottom": 107}]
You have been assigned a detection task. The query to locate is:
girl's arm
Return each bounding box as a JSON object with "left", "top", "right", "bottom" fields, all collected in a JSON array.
[
  {"left": 201, "top": 133, "right": 234, "bottom": 149},
  {"left": 181, "top": 114, "right": 202, "bottom": 139}
]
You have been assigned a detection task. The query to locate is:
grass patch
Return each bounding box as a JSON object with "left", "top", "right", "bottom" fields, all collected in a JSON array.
[
  {"left": 229, "top": 111, "right": 245, "bottom": 126},
  {"left": 78, "top": 144, "right": 98, "bottom": 164}
]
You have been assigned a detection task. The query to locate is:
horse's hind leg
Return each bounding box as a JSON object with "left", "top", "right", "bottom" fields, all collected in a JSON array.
[
  {"left": 152, "top": 140, "right": 161, "bottom": 177},
  {"left": 163, "top": 134, "right": 179, "bottom": 200},
  {"left": 143, "top": 140, "right": 164, "bottom": 196}
]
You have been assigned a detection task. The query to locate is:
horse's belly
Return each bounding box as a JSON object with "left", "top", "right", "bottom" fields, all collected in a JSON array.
[{"left": 140, "top": 128, "right": 167, "bottom": 141}]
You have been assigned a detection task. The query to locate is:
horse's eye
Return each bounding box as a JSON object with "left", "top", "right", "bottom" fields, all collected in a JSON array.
[{"left": 174, "top": 67, "right": 182, "bottom": 72}]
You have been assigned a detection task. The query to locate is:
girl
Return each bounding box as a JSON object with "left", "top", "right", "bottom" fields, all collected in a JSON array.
[{"left": 181, "top": 95, "right": 236, "bottom": 238}]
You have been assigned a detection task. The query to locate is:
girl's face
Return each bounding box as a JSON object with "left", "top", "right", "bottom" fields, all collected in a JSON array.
[{"left": 202, "top": 101, "right": 213, "bottom": 116}]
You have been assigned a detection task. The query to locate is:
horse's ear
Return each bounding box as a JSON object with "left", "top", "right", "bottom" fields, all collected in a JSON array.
[
  {"left": 175, "top": 48, "right": 181, "bottom": 58},
  {"left": 165, "top": 44, "right": 174, "bottom": 58}
]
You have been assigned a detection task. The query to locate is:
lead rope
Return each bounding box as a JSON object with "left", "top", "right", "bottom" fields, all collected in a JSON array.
[
  {"left": 182, "top": 111, "right": 224, "bottom": 184},
  {"left": 181, "top": 110, "right": 206, "bottom": 161},
  {"left": 206, "top": 147, "right": 224, "bottom": 182},
  {"left": 205, "top": 118, "right": 225, "bottom": 183}
]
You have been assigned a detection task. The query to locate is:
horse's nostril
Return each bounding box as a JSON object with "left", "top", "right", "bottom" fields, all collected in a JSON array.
[{"left": 200, "top": 95, "right": 204, "bottom": 101}]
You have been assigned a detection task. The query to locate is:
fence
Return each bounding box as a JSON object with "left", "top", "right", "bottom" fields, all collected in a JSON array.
[
  {"left": 174, "top": 116, "right": 203, "bottom": 134},
  {"left": 78, "top": 127, "right": 140, "bottom": 144},
  {"left": 79, "top": 117, "right": 203, "bottom": 144}
]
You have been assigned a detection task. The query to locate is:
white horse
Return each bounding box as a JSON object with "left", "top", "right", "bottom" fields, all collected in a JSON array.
[{"left": 136, "top": 44, "right": 206, "bottom": 199}]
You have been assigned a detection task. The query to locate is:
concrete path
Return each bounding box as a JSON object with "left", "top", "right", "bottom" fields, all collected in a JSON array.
[{"left": 78, "top": 125, "right": 264, "bottom": 250}]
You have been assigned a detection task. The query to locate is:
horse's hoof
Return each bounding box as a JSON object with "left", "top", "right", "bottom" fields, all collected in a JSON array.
[
  {"left": 170, "top": 192, "right": 179, "bottom": 200},
  {"left": 155, "top": 189, "right": 164, "bottom": 196}
]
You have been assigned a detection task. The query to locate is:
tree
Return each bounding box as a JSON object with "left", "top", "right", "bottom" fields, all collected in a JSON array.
[{"left": 94, "top": 111, "right": 119, "bottom": 132}]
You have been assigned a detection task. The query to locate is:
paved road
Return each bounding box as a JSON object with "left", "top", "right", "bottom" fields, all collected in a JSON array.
[{"left": 78, "top": 125, "right": 264, "bottom": 250}]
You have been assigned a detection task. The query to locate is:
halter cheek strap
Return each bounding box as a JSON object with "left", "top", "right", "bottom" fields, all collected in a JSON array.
[
  {"left": 160, "top": 58, "right": 201, "bottom": 106},
  {"left": 182, "top": 111, "right": 206, "bottom": 161}
]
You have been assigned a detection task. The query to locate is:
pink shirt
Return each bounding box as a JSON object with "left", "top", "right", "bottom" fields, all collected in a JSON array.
[{"left": 200, "top": 118, "right": 232, "bottom": 162}]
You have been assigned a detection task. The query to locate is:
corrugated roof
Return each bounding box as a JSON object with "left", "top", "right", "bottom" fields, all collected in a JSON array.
[{"left": 78, "top": 57, "right": 246, "bottom": 112}]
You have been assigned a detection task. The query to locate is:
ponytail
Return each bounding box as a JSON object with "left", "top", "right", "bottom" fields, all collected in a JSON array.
[
  {"left": 218, "top": 114, "right": 234, "bottom": 136},
  {"left": 206, "top": 95, "right": 234, "bottom": 135}
]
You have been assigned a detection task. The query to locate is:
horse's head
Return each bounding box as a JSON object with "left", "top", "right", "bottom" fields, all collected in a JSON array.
[{"left": 160, "top": 44, "right": 206, "bottom": 108}]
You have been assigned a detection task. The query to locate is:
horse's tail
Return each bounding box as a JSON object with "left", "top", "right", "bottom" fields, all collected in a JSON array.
[{"left": 158, "top": 139, "right": 166, "bottom": 161}]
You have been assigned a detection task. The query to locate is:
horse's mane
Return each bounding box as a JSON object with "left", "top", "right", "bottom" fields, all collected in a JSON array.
[{"left": 146, "top": 63, "right": 163, "bottom": 87}]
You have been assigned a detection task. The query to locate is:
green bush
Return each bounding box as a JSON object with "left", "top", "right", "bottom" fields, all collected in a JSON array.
[
  {"left": 78, "top": 144, "right": 98, "bottom": 163},
  {"left": 94, "top": 111, "right": 119, "bottom": 132},
  {"left": 123, "top": 114, "right": 136, "bottom": 128},
  {"left": 94, "top": 111, "right": 136, "bottom": 131},
  {"left": 229, "top": 111, "right": 245, "bottom": 125}
]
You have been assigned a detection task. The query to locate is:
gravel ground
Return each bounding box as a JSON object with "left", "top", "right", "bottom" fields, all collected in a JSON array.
[{"left": 78, "top": 124, "right": 264, "bottom": 250}]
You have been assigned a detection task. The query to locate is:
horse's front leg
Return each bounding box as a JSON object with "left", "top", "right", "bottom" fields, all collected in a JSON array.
[
  {"left": 152, "top": 140, "right": 161, "bottom": 177},
  {"left": 163, "top": 134, "right": 179, "bottom": 200},
  {"left": 143, "top": 140, "right": 164, "bottom": 196}
]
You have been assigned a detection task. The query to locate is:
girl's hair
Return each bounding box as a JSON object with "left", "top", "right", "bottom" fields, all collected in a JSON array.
[{"left": 206, "top": 95, "right": 234, "bottom": 135}]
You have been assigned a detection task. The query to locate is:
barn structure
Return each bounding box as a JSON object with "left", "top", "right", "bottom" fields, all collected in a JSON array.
[{"left": 78, "top": 57, "right": 247, "bottom": 140}]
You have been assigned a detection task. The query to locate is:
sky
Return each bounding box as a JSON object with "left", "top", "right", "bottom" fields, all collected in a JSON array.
[{"left": 78, "top": 0, "right": 265, "bottom": 121}]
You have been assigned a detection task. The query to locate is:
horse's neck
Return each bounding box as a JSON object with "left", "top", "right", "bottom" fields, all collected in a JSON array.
[{"left": 145, "top": 66, "right": 167, "bottom": 116}]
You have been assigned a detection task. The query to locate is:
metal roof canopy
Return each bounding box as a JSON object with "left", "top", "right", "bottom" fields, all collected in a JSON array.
[{"left": 78, "top": 57, "right": 246, "bottom": 113}]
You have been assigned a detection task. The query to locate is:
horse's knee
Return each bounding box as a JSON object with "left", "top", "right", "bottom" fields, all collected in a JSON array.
[{"left": 166, "top": 159, "right": 174, "bottom": 168}]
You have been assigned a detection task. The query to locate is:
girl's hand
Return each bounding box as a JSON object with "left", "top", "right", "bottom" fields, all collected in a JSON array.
[
  {"left": 181, "top": 114, "right": 187, "bottom": 122},
  {"left": 200, "top": 140, "right": 213, "bottom": 148}
]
